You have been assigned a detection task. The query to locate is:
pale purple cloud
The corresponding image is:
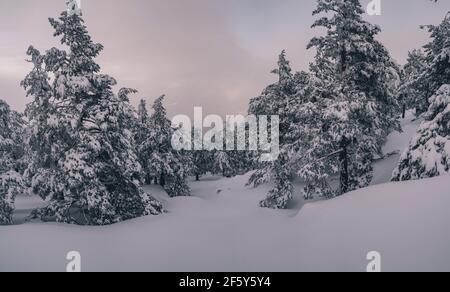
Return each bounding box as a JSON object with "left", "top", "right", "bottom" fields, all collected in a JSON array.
[{"left": 0, "top": 0, "right": 449, "bottom": 116}]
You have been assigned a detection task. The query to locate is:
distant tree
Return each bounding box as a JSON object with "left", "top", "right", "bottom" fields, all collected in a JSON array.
[
  {"left": 399, "top": 50, "right": 431, "bottom": 116},
  {"left": 141, "top": 95, "right": 191, "bottom": 197},
  {"left": 191, "top": 128, "right": 212, "bottom": 181},
  {"left": 248, "top": 51, "right": 303, "bottom": 209}
]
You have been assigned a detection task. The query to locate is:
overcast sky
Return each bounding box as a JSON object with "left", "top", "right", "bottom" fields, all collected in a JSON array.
[{"left": 0, "top": 0, "right": 449, "bottom": 117}]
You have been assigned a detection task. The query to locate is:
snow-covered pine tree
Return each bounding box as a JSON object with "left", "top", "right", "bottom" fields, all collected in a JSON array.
[
  {"left": 399, "top": 13, "right": 450, "bottom": 118},
  {"left": 135, "top": 99, "right": 154, "bottom": 184},
  {"left": 191, "top": 127, "right": 211, "bottom": 181},
  {"left": 142, "top": 95, "right": 191, "bottom": 197},
  {"left": 21, "top": 10, "right": 163, "bottom": 225},
  {"left": 303, "top": 0, "right": 400, "bottom": 197},
  {"left": 399, "top": 50, "right": 432, "bottom": 116},
  {"left": 138, "top": 99, "right": 150, "bottom": 129},
  {"left": 192, "top": 150, "right": 210, "bottom": 181},
  {"left": 231, "top": 148, "right": 256, "bottom": 175},
  {"left": 421, "top": 13, "right": 450, "bottom": 96},
  {"left": 0, "top": 99, "right": 26, "bottom": 225},
  {"left": 248, "top": 50, "right": 302, "bottom": 209},
  {"left": 393, "top": 12, "right": 450, "bottom": 181},
  {"left": 211, "top": 150, "right": 234, "bottom": 177},
  {"left": 393, "top": 84, "right": 450, "bottom": 180}
]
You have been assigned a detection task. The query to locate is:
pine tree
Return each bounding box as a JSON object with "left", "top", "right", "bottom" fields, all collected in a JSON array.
[
  {"left": 0, "top": 99, "right": 26, "bottom": 225},
  {"left": 421, "top": 13, "right": 450, "bottom": 95},
  {"left": 135, "top": 99, "right": 154, "bottom": 184},
  {"left": 393, "top": 84, "right": 450, "bottom": 180},
  {"left": 138, "top": 99, "right": 150, "bottom": 126},
  {"left": 248, "top": 51, "right": 302, "bottom": 209},
  {"left": 393, "top": 12, "right": 450, "bottom": 181},
  {"left": 191, "top": 128, "right": 211, "bottom": 181},
  {"left": 399, "top": 50, "right": 431, "bottom": 116},
  {"left": 211, "top": 150, "right": 234, "bottom": 177},
  {"left": 141, "top": 95, "right": 191, "bottom": 197},
  {"left": 303, "top": 0, "right": 400, "bottom": 197},
  {"left": 21, "top": 9, "right": 163, "bottom": 225}
]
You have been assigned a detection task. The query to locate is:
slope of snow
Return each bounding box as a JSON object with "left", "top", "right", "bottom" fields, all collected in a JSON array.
[
  {"left": 1, "top": 173, "right": 449, "bottom": 272},
  {"left": 372, "top": 112, "right": 422, "bottom": 185}
]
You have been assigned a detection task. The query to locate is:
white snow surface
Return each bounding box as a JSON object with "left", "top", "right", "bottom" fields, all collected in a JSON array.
[
  {"left": 371, "top": 112, "right": 422, "bottom": 185},
  {"left": 1, "top": 113, "right": 449, "bottom": 272}
]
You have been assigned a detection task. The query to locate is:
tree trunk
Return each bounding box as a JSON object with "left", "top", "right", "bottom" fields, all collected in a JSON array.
[
  {"left": 195, "top": 174, "right": 200, "bottom": 181},
  {"left": 339, "top": 137, "right": 349, "bottom": 195},
  {"left": 160, "top": 173, "right": 166, "bottom": 187},
  {"left": 145, "top": 174, "right": 152, "bottom": 185},
  {"left": 402, "top": 104, "right": 406, "bottom": 119}
]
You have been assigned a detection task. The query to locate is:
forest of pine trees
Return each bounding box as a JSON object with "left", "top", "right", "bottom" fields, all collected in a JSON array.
[{"left": 1, "top": 1, "right": 450, "bottom": 224}]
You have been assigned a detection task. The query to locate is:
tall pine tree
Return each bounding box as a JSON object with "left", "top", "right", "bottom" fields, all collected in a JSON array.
[
  {"left": 191, "top": 127, "right": 212, "bottom": 181},
  {"left": 21, "top": 9, "right": 163, "bottom": 225},
  {"left": 399, "top": 50, "right": 431, "bottom": 116},
  {"left": 140, "top": 95, "right": 191, "bottom": 197},
  {"left": 0, "top": 100, "right": 26, "bottom": 225},
  {"left": 393, "top": 12, "right": 450, "bottom": 181},
  {"left": 304, "top": 0, "right": 400, "bottom": 197},
  {"left": 248, "top": 51, "right": 307, "bottom": 209},
  {"left": 135, "top": 99, "right": 154, "bottom": 184},
  {"left": 421, "top": 13, "right": 450, "bottom": 95}
]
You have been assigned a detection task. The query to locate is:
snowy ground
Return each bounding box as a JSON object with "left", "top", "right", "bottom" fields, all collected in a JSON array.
[
  {"left": 372, "top": 112, "right": 423, "bottom": 185},
  {"left": 2, "top": 113, "right": 449, "bottom": 272}
]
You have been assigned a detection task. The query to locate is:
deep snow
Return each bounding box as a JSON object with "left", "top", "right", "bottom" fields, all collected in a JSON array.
[
  {"left": 1, "top": 113, "right": 449, "bottom": 272},
  {"left": 371, "top": 112, "right": 423, "bottom": 185}
]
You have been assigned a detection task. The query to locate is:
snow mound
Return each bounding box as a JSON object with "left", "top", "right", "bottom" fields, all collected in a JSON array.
[{"left": 294, "top": 174, "right": 450, "bottom": 272}]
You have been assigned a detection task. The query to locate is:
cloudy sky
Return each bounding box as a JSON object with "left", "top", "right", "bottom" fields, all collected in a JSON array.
[{"left": 0, "top": 0, "right": 449, "bottom": 117}]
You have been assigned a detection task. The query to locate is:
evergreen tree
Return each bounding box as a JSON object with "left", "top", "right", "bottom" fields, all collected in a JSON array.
[
  {"left": 0, "top": 99, "right": 26, "bottom": 225},
  {"left": 399, "top": 50, "right": 431, "bottom": 116},
  {"left": 248, "top": 51, "right": 304, "bottom": 209},
  {"left": 393, "top": 84, "right": 450, "bottom": 180},
  {"left": 138, "top": 99, "right": 150, "bottom": 126},
  {"left": 192, "top": 150, "right": 210, "bottom": 181},
  {"left": 21, "top": 10, "right": 163, "bottom": 225},
  {"left": 135, "top": 99, "right": 154, "bottom": 184},
  {"left": 303, "top": 0, "right": 400, "bottom": 197},
  {"left": 191, "top": 127, "right": 212, "bottom": 181},
  {"left": 141, "top": 95, "right": 191, "bottom": 197},
  {"left": 421, "top": 13, "right": 450, "bottom": 95},
  {"left": 399, "top": 13, "right": 450, "bottom": 118},
  {"left": 211, "top": 150, "right": 234, "bottom": 177},
  {"left": 393, "top": 12, "right": 450, "bottom": 181}
]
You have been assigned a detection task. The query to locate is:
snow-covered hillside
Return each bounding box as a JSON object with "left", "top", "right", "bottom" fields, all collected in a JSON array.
[
  {"left": 1, "top": 113, "right": 449, "bottom": 272},
  {"left": 1, "top": 173, "right": 450, "bottom": 272}
]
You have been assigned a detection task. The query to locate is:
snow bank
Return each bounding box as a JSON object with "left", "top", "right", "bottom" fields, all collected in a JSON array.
[
  {"left": 372, "top": 112, "right": 422, "bottom": 185},
  {"left": 1, "top": 173, "right": 449, "bottom": 272}
]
